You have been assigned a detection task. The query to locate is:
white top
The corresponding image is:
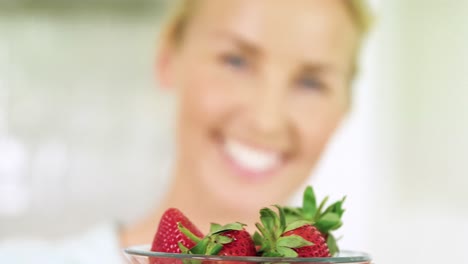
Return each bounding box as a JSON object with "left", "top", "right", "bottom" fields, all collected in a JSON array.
[{"left": 0, "top": 223, "right": 124, "bottom": 264}]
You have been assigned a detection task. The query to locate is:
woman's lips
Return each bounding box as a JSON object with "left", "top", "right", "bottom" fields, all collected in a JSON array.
[{"left": 221, "top": 138, "right": 284, "bottom": 180}]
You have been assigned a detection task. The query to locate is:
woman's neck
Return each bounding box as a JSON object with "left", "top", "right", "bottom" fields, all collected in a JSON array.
[{"left": 163, "top": 165, "right": 259, "bottom": 233}]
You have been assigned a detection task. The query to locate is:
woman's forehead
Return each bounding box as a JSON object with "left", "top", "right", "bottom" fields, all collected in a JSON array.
[
  {"left": 187, "top": 0, "right": 357, "bottom": 72},
  {"left": 191, "top": 0, "right": 356, "bottom": 33}
]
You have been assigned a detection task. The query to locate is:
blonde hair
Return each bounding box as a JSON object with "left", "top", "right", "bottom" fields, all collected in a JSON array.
[
  {"left": 346, "top": 0, "right": 374, "bottom": 38},
  {"left": 160, "top": 0, "right": 373, "bottom": 47}
]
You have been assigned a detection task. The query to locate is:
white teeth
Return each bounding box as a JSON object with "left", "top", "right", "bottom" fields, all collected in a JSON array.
[{"left": 224, "top": 139, "right": 281, "bottom": 173}]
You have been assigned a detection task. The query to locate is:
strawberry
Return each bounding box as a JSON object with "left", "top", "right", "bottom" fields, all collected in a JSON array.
[
  {"left": 215, "top": 229, "right": 257, "bottom": 257},
  {"left": 151, "top": 208, "right": 204, "bottom": 253},
  {"left": 178, "top": 222, "right": 256, "bottom": 257},
  {"left": 253, "top": 206, "right": 331, "bottom": 258},
  {"left": 282, "top": 186, "right": 346, "bottom": 255},
  {"left": 282, "top": 225, "right": 330, "bottom": 257}
]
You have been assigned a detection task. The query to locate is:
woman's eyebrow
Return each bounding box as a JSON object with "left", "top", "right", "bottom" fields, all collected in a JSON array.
[
  {"left": 210, "top": 30, "right": 261, "bottom": 56},
  {"left": 298, "top": 63, "right": 336, "bottom": 76}
]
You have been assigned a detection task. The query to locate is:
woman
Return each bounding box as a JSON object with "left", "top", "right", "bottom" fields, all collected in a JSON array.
[{"left": 121, "top": 0, "right": 371, "bottom": 247}]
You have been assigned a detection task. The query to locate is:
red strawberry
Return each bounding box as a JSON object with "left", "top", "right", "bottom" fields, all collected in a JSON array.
[
  {"left": 253, "top": 206, "right": 331, "bottom": 258},
  {"left": 282, "top": 186, "right": 346, "bottom": 255},
  {"left": 216, "top": 229, "right": 257, "bottom": 257},
  {"left": 179, "top": 222, "right": 256, "bottom": 257},
  {"left": 282, "top": 225, "right": 330, "bottom": 257},
  {"left": 151, "top": 208, "right": 204, "bottom": 253}
]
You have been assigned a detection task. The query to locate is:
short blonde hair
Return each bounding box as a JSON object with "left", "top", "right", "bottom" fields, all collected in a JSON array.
[
  {"left": 347, "top": 0, "right": 374, "bottom": 37},
  {"left": 160, "top": 0, "right": 373, "bottom": 47}
]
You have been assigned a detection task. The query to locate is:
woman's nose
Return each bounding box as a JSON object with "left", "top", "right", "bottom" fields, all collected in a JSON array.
[{"left": 247, "top": 75, "right": 288, "bottom": 139}]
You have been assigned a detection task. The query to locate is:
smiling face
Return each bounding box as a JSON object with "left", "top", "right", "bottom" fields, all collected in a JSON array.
[{"left": 160, "top": 0, "right": 359, "bottom": 214}]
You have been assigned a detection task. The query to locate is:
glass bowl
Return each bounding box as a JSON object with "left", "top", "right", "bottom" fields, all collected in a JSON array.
[{"left": 124, "top": 245, "right": 372, "bottom": 264}]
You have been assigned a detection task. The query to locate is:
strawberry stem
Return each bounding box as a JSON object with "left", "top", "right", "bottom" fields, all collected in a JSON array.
[{"left": 178, "top": 222, "right": 202, "bottom": 243}]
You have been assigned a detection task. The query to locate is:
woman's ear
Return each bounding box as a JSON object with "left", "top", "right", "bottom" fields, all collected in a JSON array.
[{"left": 156, "top": 42, "right": 176, "bottom": 90}]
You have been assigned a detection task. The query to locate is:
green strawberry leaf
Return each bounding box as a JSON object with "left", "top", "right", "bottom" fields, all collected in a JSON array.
[
  {"left": 222, "top": 222, "right": 245, "bottom": 231},
  {"left": 189, "top": 238, "right": 210, "bottom": 255},
  {"left": 322, "top": 197, "right": 346, "bottom": 218},
  {"left": 277, "top": 246, "right": 299, "bottom": 258},
  {"left": 315, "top": 213, "right": 341, "bottom": 232},
  {"left": 209, "top": 223, "right": 223, "bottom": 234},
  {"left": 283, "top": 206, "right": 302, "bottom": 216},
  {"left": 253, "top": 231, "right": 263, "bottom": 246},
  {"left": 178, "top": 222, "right": 202, "bottom": 243},
  {"left": 326, "top": 234, "right": 340, "bottom": 256},
  {"left": 302, "top": 186, "right": 317, "bottom": 220},
  {"left": 277, "top": 235, "right": 313, "bottom": 248},
  {"left": 255, "top": 222, "right": 269, "bottom": 239},
  {"left": 206, "top": 242, "right": 223, "bottom": 255},
  {"left": 315, "top": 196, "right": 330, "bottom": 220},
  {"left": 285, "top": 213, "right": 302, "bottom": 225},
  {"left": 284, "top": 220, "right": 313, "bottom": 232},
  {"left": 260, "top": 208, "right": 277, "bottom": 232},
  {"left": 284, "top": 206, "right": 303, "bottom": 225},
  {"left": 215, "top": 235, "right": 233, "bottom": 244},
  {"left": 274, "top": 205, "right": 287, "bottom": 236},
  {"left": 210, "top": 222, "right": 245, "bottom": 235},
  {"left": 178, "top": 242, "right": 190, "bottom": 253}
]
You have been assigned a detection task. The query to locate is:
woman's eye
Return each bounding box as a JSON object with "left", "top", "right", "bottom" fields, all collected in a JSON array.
[
  {"left": 297, "top": 76, "right": 323, "bottom": 90},
  {"left": 222, "top": 54, "right": 248, "bottom": 70}
]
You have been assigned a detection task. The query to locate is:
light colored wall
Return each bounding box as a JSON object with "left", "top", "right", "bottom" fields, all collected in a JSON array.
[
  {"left": 0, "top": 8, "right": 175, "bottom": 237},
  {"left": 368, "top": 1, "right": 468, "bottom": 263}
]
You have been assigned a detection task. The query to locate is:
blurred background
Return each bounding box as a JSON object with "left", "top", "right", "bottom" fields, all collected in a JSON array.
[{"left": 0, "top": 0, "right": 467, "bottom": 263}]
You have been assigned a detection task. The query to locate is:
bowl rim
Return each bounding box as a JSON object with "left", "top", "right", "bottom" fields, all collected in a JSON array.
[{"left": 124, "top": 245, "right": 372, "bottom": 263}]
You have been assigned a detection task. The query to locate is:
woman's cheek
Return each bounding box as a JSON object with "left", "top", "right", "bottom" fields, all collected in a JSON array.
[
  {"left": 292, "top": 104, "right": 344, "bottom": 162},
  {"left": 181, "top": 64, "right": 237, "bottom": 125}
]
